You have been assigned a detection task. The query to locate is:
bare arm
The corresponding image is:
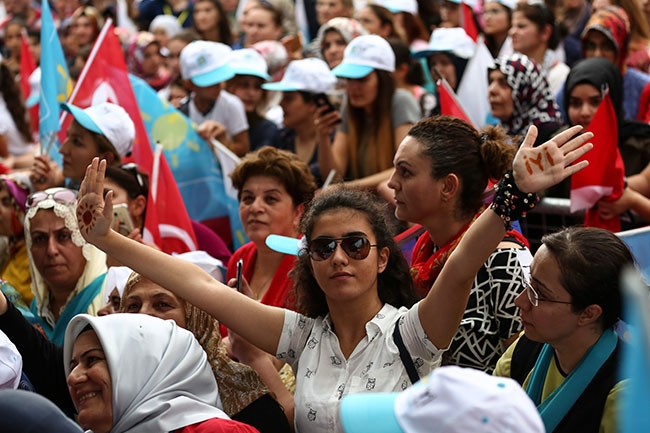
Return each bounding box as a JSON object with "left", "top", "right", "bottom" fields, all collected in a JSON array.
[
  {"left": 229, "top": 130, "right": 250, "bottom": 158},
  {"left": 418, "top": 125, "right": 594, "bottom": 349},
  {"left": 627, "top": 163, "right": 650, "bottom": 197},
  {"left": 76, "top": 159, "right": 285, "bottom": 355}
]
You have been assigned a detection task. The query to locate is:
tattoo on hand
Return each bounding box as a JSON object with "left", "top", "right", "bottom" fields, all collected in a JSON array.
[
  {"left": 76, "top": 202, "right": 97, "bottom": 234},
  {"left": 524, "top": 153, "right": 545, "bottom": 175}
]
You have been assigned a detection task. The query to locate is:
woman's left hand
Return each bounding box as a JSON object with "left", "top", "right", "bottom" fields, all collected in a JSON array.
[
  {"left": 513, "top": 125, "right": 593, "bottom": 193},
  {"left": 77, "top": 158, "right": 114, "bottom": 242}
]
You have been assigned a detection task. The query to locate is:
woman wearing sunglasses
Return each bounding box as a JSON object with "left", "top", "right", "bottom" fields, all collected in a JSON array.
[
  {"left": 387, "top": 116, "right": 528, "bottom": 374},
  {"left": 23, "top": 187, "right": 107, "bottom": 345},
  {"left": 74, "top": 123, "right": 592, "bottom": 433},
  {"left": 493, "top": 227, "right": 632, "bottom": 433}
]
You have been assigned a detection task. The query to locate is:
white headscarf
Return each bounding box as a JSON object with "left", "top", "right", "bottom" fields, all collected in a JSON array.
[
  {"left": 24, "top": 189, "right": 107, "bottom": 321},
  {"left": 64, "top": 314, "right": 228, "bottom": 433}
]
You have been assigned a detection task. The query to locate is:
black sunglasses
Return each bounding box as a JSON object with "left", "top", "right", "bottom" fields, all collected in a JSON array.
[{"left": 308, "top": 236, "right": 377, "bottom": 261}]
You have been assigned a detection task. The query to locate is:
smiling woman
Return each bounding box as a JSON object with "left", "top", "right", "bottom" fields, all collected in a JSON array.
[{"left": 64, "top": 314, "right": 259, "bottom": 433}]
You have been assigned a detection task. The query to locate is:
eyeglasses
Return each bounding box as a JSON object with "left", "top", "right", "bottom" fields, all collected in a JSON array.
[
  {"left": 525, "top": 281, "right": 572, "bottom": 307},
  {"left": 26, "top": 188, "right": 78, "bottom": 209},
  {"left": 308, "top": 236, "right": 377, "bottom": 261}
]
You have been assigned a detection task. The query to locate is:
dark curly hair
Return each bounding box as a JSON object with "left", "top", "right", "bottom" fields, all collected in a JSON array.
[
  {"left": 229, "top": 146, "right": 317, "bottom": 206},
  {"left": 291, "top": 185, "right": 417, "bottom": 317}
]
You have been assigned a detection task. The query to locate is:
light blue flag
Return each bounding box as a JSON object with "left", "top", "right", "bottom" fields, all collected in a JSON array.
[
  {"left": 619, "top": 267, "right": 650, "bottom": 433},
  {"left": 39, "top": 0, "right": 71, "bottom": 166},
  {"left": 129, "top": 75, "right": 247, "bottom": 249},
  {"left": 618, "top": 226, "right": 650, "bottom": 279}
]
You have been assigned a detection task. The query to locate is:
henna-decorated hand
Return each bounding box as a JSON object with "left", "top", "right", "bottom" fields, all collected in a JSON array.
[
  {"left": 513, "top": 125, "right": 594, "bottom": 193},
  {"left": 76, "top": 158, "right": 114, "bottom": 242}
]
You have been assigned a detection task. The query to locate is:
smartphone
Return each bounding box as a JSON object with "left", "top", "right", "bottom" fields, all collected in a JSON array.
[
  {"left": 235, "top": 258, "right": 243, "bottom": 292},
  {"left": 314, "top": 93, "right": 337, "bottom": 115},
  {"left": 112, "top": 203, "right": 135, "bottom": 236}
]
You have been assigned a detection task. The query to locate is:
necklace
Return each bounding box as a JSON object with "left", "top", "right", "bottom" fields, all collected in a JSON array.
[{"left": 250, "top": 273, "right": 274, "bottom": 300}]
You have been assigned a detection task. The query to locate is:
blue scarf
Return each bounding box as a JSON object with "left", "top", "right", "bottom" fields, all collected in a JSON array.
[
  {"left": 525, "top": 328, "right": 618, "bottom": 432},
  {"left": 30, "top": 273, "right": 106, "bottom": 345}
]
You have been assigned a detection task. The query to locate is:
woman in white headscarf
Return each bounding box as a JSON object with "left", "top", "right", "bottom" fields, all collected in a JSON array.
[
  {"left": 64, "top": 313, "right": 258, "bottom": 433},
  {"left": 24, "top": 188, "right": 107, "bottom": 345}
]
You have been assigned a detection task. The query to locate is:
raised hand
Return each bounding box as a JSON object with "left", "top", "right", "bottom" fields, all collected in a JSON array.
[
  {"left": 76, "top": 158, "right": 114, "bottom": 242},
  {"left": 513, "top": 125, "right": 593, "bottom": 193}
]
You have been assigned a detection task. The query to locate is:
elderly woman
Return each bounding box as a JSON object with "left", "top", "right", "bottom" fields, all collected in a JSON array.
[
  {"left": 488, "top": 53, "right": 563, "bottom": 144},
  {"left": 65, "top": 313, "right": 259, "bottom": 433},
  {"left": 121, "top": 272, "right": 290, "bottom": 433},
  {"left": 25, "top": 187, "right": 107, "bottom": 344}
]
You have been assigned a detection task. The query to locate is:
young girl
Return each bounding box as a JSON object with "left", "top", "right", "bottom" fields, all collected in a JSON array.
[{"left": 75, "top": 124, "right": 593, "bottom": 433}]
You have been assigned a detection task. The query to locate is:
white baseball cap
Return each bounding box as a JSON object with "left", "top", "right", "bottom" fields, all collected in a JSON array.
[
  {"left": 25, "top": 67, "right": 41, "bottom": 109},
  {"left": 339, "top": 366, "right": 545, "bottom": 433},
  {"left": 413, "top": 28, "right": 476, "bottom": 59},
  {"left": 0, "top": 330, "right": 22, "bottom": 390},
  {"left": 331, "top": 35, "right": 395, "bottom": 79},
  {"left": 230, "top": 48, "right": 271, "bottom": 81},
  {"left": 373, "top": 0, "right": 418, "bottom": 14},
  {"left": 495, "top": 0, "right": 518, "bottom": 10},
  {"left": 262, "top": 58, "right": 337, "bottom": 94},
  {"left": 60, "top": 102, "right": 135, "bottom": 158},
  {"left": 180, "top": 40, "right": 235, "bottom": 87}
]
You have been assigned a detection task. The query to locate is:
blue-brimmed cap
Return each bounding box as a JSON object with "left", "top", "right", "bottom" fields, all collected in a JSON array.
[
  {"left": 262, "top": 58, "right": 336, "bottom": 93},
  {"left": 180, "top": 41, "right": 235, "bottom": 87},
  {"left": 331, "top": 35, "right": 395, "bottom": 79}
]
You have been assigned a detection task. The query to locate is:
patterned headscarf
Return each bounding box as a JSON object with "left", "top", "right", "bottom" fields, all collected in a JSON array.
[
  {"left": 317, "top": 17, "right": 369, "bottom": 52},
  {"left": 490, "top": 53, "right": 562, "bottom": 136},
  {"left": 581, "top": 6, "right": 630, "bottom": 71},
  {"left": 121, "top": 273, "right": 271, "bottom": 417}
]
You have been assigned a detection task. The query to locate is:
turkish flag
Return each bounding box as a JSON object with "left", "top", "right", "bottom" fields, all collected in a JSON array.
[
  {"left": 65, "top": 20, "right": 197, "bottom": 253},
  {"left": 437, "top": 78, "right": 474, "bottom": 126},
  {"left": 19, "top": 31, "right": 38, "bottom": 135},
  {"left": 570, "top": 92, "right": 625, "bottom": 231},
  {"left": 462, "top": 2, "right": 479, "bottom": 41}
]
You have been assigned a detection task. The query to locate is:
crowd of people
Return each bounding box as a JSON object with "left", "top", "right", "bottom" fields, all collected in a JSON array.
[{"left": 0, "top": 0, "right": 648, "bottom": 432}]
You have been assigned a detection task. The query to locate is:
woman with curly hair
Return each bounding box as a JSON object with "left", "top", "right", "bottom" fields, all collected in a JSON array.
[{"left": 72, "top": 119, "right": 593, "bottom": 432}]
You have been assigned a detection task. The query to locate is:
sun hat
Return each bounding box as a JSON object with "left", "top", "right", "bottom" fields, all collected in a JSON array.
[
  {"left": 339, "top": 366, "right": 545, "bottom": 433},
  {"left": 331, "top": 34, "right": 395, "bottom": 79},
  {"left": 412, "top": 27, "right": 476, "bottom": 59},
  {"left": 262, "top": 58, "right": 337, "bottom": 94},
  {"left": 372, "top": 0, "right": 418, "bottom": 14},
  {"left": 230, "top": 48, "right": 271, "bottom": 81},
  {"left": 25, "top": 67, "right": 41, "bottom": 109},
  {"left": 149, "top": 14, "right": 182, "bottom": 38},
  {"left": 180, "top": 40, "right": 235, "bottom": 87},
  {"left": 60, "top": 102, "right": 135, "bottom": 158}
]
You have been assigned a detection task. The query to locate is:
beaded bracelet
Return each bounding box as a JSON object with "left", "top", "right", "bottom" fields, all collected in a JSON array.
[{"left": 490, "top": 171, "right": 539, "bottom": 229}]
